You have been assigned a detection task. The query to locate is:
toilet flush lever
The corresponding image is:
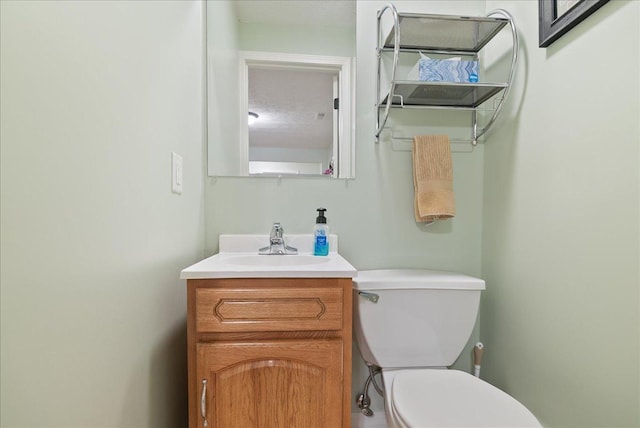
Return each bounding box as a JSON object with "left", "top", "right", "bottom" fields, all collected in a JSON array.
[{"left": 359, "top": 292, "right": 379, "bottom": 303}]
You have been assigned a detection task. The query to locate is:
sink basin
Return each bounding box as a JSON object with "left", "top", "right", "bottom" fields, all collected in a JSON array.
[{"left": 225, "top": 254, "right": 330, "bottom": 267}]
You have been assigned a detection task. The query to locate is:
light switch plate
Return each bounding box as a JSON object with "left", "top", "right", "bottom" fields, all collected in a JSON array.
[{"left": 172, "top": 152, "right": 183, "bottom": 194}]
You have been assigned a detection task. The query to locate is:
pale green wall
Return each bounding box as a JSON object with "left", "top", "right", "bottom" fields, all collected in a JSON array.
[
  {"left": 207, "top": 0, "right": 241, "bottom": 176},
  {"left": 0, "top": 1, "right": 205, "bottom": 427},
  {"left": 2, "top": 1, "right": 638, "bottom": 427},
  {"left": 238, "top": 21, "right": 356, "bottom": 56},
  {"left": 481, "top": 1, "right": 640, "bottom": 427},
  {"left": 204, "top": 0, "right": 486, "bottom": 412}
]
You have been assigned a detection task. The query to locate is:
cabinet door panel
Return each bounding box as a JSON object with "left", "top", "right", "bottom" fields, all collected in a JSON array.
[{"left": 197, "top": 340, "right": 342, "bottom": 428}]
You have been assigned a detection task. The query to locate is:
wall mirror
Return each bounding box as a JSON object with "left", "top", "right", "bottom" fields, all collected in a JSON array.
[{"left": 206, "top": 0, "right": 356, "bottom": 179}]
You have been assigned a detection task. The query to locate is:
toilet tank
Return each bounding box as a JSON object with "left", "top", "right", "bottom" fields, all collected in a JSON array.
[{"left": 353, "top": 269, "right": 485, "bottom": 369}]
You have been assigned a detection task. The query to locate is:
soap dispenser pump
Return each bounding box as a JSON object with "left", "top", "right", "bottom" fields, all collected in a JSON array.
[{"left": 313, "top": 208, "right": 329, "bottom": 256}]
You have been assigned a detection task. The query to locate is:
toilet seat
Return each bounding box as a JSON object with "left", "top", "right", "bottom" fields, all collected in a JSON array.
[{"left": 389, "top": 369, "right": 541, "bottom": 427}]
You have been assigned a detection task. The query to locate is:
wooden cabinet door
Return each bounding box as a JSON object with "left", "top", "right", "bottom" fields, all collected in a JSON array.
[{"left": 197, "top": 339, "right": 343, "bottom": 428}]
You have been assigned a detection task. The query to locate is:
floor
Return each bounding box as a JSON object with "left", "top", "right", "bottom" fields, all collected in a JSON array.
[{"left": 351, "top": 412, "right": 388, "bottom": 428}]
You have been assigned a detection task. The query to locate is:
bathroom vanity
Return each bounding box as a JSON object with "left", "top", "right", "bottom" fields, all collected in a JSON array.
[{"left": 181, "top": 235, "right": 356, "bottom": 428}]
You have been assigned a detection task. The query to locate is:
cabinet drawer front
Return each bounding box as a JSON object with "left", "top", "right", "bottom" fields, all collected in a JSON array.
[{"left": 196, "top": 287, "right": 343, "bottom": 332}]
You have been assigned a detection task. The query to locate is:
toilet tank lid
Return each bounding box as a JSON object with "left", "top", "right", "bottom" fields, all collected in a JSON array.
[{"left": 353, "top": 269, "right": 485, "bottom": 291}]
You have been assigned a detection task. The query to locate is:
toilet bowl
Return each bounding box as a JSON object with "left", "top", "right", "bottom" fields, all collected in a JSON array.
[
  {"left": 383, "top": 369, "right": 540, "bottom": 427},
  {"left": 353, "top": 269, "right": 541, "bottom": 428}
]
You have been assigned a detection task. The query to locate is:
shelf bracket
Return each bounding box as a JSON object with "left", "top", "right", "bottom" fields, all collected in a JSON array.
[
  {"left": 476, "top": 9, "right": 519, "bottom": 142},
  {"left": 375, "top": 3, "right": 400, "bottom": 143}
]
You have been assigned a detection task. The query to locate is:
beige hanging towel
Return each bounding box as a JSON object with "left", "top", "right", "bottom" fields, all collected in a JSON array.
[{"left": 412, "top": 135, "right": 455, "bottom": 222}]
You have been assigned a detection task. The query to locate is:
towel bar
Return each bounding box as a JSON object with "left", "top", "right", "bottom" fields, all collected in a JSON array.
[{"left": 379, "top": 128, "right": 476, "bottom": 153}]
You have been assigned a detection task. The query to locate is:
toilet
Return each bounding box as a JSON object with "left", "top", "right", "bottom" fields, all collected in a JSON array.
[{"left": 353, "top": 269, "right": 541, "bottom": 428}]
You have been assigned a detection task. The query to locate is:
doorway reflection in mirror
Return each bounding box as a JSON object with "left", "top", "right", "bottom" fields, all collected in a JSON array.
[{"left": 248, "top": 67, "right": 337, "bottom": 177}]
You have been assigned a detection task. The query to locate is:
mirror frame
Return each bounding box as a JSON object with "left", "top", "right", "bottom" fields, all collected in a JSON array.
[{"left": 239, "top": 51, "right": 355, "bottom": 178}]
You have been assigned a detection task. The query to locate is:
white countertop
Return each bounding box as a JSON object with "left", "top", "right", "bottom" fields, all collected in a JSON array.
[{"left": 180, "top": 234, "right": 357, "bottom": 279}]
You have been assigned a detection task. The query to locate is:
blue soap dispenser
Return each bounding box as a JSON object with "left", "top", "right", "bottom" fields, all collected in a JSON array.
[{"left": 313, "top": 208, "right": 329, "bottom": 256}]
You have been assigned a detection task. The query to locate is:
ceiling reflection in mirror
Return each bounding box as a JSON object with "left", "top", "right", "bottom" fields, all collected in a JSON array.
[
  {"left": 206, "top": 0, "right": 356, "bottom": 178},
  {"left": 249, "top": 67, "right": 337, "bottom": 176}
]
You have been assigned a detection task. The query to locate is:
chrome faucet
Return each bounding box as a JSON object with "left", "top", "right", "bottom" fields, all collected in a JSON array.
[{"left": 259, "top": 223, "right": 298, "bottom": 255}]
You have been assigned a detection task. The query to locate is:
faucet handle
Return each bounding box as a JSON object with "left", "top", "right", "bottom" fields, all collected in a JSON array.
[
  {"left": 261, "top": 222, "right": 296, "bottom": 255},
  {"left": 271, "top": 222, "right": 283, "bottom": 238}
]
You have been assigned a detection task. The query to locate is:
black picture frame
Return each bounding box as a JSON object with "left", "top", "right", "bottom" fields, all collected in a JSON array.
[{"left": 539, "top": 0, "right": 609, "bottom": 47}]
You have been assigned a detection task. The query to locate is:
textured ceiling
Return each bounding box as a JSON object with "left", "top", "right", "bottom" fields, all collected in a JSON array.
[{"left": 249, "top": 68, "right": 336, "bottom": 149}]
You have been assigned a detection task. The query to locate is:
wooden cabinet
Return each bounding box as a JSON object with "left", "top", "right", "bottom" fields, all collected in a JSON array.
[{"left": 187, "top": 277, "right": 352, "bottom": 428}]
